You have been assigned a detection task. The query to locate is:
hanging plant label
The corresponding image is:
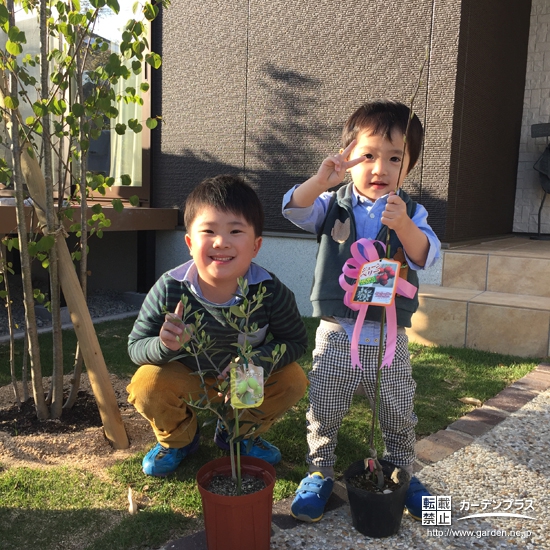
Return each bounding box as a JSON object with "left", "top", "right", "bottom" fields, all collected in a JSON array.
[
  {"left": 230, "top": 363, "right": 264, "bottom": 409},
  {"left": 351, "top": 258, "right": 401, "bottom": 306}
]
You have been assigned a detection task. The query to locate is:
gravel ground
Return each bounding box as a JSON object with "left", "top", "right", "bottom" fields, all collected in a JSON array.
[
  {"left": 0, "top": 276, "right": 138, "bottom": 338},
  {"left": 270, "top": 388, "right": 550, "bottom": 549}
]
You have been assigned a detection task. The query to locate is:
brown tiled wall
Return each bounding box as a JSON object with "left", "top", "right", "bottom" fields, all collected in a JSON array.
[{"left": 151, "top": 0, "right": 530, "bottom": 242}]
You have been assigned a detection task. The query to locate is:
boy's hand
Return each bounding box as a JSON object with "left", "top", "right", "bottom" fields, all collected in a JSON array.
[
  {"left": 382, "top": 191, "right": 430, "bottom": 267},
  {"left": 288, "top": 140, "right": 365, "bottom": 208},
  {"left": 381, "top": 191, "right": 409, "bottom": 232},
  {"left": 316, "top": 139, "right": 366, "bottom": 190},
  {"left": 160, "top": 301, "right": 189, "bottom": 351}
]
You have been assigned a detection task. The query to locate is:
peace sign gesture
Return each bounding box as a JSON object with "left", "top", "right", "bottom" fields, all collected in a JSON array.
[
  {"left": 286, "top": 140, "right": 365, "bottom": 208},
  {"left": 316, "top": 139, "right": 366, "bottom": 190}
]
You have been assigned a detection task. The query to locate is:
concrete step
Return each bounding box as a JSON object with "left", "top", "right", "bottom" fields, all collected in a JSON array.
[
  {"left": 407, "top": 284, "right": 550, "bottom": 357},
  {"left": 441, "top": 236, "right": 550, "bottom": 297}
]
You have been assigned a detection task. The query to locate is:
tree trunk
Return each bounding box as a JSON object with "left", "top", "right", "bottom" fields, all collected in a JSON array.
[{"left": 40, "top": 0, "right": 63, "bottom": 419}]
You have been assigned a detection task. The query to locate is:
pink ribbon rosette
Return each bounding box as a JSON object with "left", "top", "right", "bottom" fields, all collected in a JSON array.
[{"left": 338, "top": 238, "right": 417, "bottom": 370}]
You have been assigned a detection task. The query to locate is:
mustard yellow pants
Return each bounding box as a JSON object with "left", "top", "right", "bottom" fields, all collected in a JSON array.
[{"left": 127, "top": 361, "right": 308, "bottom": 448}]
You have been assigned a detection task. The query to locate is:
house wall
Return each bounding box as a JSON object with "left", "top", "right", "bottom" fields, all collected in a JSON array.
[
  {"left": 515, "top": 0, "right": 550, "bottom": 234},
  {"left": 151, "top": 0, "right": 461, "bottom": 240}
]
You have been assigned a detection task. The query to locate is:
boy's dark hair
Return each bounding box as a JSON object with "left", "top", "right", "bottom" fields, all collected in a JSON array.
[
  {"left": 341, "top": 100, "right": 423, "bottom": 173},
  {"left": 184, "top": 174, "right": 264, "bottom": 236}
]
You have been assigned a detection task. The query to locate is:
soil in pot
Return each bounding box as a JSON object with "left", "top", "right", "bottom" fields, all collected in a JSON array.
[
  {"left": 344, "top": 459, "right": 410, "bottom": 538},
  {"left": 346, "top": 464, "right": 401, "bottom": 494},
  {"left": 207, "top": 473, "right": 266, "bottom": 496}
]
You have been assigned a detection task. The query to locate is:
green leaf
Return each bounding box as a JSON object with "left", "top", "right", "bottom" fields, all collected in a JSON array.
[
  {"left": 120, "top": 174, "right": 132, "bottom": 186},
  {"left": 0, "top": 4, "right": 9, "bottom": 28},
  {"left": 144, "top": 3, "right": 159, "bottom": 20},
  {"left": 106, "top": 0, "right": 120, "bottom": 12},
  {"left": 32, "top": 101, "right": 48, "bottom": 117},
  {"left": 4, "top": 96, "right": 19, "bottom": 109},
  {"left": 72, "top": 103, "right": 84, "bottom": 117},
  {"left": 5, "top": 40, "right": 21, "bottom": 56},
  {"left": 145, "top": 52, "right": 162, "bottom": 69},
  {"left": 140, "top": 82, "right": 150, "bottom": 92},
  {"left": 36, "top": 235, "right": 55, "bottom": 252},
  {"left": 129, "top": 195, "right": 139, "bottom": 206},
  {"left": 146, "top": 117, "right": 158, "bottom": 130},
  {"left": 115, "top": 123, "right": 126, "bottom": 135},
  {"left": 229, "top": 305, "right": 246, "bottom": 318},
  {"left": 112, "top": 198, "right": 124, "bottom": 212},
  {"left": 6, "top": 237, "right": 19, "bottom": 251}
]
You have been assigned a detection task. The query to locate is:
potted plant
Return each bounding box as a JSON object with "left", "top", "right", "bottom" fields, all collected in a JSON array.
[
  {"left": 168, "top": 277, "right": 286, "bottom": 550},
  {"left": 338, "top": 238, "right": 414, "bottom": 538}
]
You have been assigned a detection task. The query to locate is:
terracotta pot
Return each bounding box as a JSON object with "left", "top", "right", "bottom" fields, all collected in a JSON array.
[
  {"left": 344, "top": 459, "right": 410, "bottom": 538},
  {"left": 196, "top": 456, "right": 276, "bottom": 550}
]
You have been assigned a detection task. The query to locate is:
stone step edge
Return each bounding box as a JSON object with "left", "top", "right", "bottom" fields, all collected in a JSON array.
[{"left": 418, "top": 284, "right": 550, "bottom": 312}]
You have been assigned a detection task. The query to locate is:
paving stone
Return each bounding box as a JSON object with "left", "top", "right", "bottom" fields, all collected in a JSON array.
[
  {"left": 482, "top": 386, "right": 538, "bottom": 412},
  {"left": 415, "top": 429, "right": 474, "bottom": 463},
  {"left": 535, "top": 362, "right": 550, "bottom": 374},
  {"left": 461, "top": 406, "right": 508, "bottom": 426},
  {"left": 447, "top": 417, "right": 496, "bottom": 437},
  {"left": 511, "top": 371, "right": 550, "bottom": 392}
]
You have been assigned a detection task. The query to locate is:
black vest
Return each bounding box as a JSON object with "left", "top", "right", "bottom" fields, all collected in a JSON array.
[{"left": 310, "top": 184, "right": 419, "bottom": 327}]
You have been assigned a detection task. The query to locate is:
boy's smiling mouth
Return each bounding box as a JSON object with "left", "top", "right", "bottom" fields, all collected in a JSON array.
[{"left": 210, "top": 255, "right": 233, "bottom": 262}]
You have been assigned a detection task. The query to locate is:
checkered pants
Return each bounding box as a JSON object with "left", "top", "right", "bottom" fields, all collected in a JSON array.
[{"left": 306, "top": 322, "right": 417, "bottom": 469}]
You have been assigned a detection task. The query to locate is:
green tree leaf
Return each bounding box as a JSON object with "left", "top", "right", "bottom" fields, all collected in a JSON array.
[
  {"left": 120, "top": 174, "right": 132, "bottom": 186},
  {"left": 145, "top": 52, "right": 162, "bottom": 69},
  {"left": 6, "top": 40, "right": 22, "bottom": 56},
  {"left": 144, "top": 3, "right": 159, "bottom": 21},
  {"left": 112, "top": 198, "right": 124, "bottom": 212},
  {"left": 4, "top": 96, "right": 19, "bottom": 109}
]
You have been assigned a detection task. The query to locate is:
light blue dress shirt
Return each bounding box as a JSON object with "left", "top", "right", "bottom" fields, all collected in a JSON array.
[{"left": 282, "top": 184, "right": 441, "bottom": 344}]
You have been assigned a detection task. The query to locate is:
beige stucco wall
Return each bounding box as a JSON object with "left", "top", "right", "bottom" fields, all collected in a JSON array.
[{"left": 515, "top": 0, "right": 550, "bottom": 234}]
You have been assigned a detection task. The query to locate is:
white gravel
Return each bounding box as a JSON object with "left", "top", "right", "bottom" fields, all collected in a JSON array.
[{"left": 270, "top": 388, "right": 550, "bottom": 549}]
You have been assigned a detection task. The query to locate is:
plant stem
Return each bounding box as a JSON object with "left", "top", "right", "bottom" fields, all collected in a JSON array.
[
  {"left": 235, "top": 413, "right": 242, "bottom": 496},
  {"left": 370, "top": 307, "right": 386, "bottom": 455}
]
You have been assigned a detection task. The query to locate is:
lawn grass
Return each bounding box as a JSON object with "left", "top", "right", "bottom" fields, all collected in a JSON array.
[{"left": 0, "top": 316, "right": 543, "bottom": 550}]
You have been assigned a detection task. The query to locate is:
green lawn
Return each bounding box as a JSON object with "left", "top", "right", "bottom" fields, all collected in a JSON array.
[{"left": 0, "top": 316, "right": 542, "bottom": 550}]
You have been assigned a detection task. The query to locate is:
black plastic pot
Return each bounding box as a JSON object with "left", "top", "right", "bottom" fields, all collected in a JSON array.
[{"left": 344, "top": 459, "right": 410, "bottom": 538}]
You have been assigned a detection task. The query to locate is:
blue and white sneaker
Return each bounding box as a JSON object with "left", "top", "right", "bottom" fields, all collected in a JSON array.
[
  {"left": 405, "top": 476, "right": 431, "bottom": 520},
  {"left": 214, "top": 423, "right": 282, "bottom": 465},
  {"left": 291, "top": 472, "right": 334, "bottom": 522},
  {"left": 142, "top": 430, "right": 200, "bottom": 477}
]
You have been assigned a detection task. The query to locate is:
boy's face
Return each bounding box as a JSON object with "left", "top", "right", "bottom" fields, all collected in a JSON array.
[
  {"left": 347, "top": 128, "right": 411, "bottom": 202},
  {"left": 185, "top": 206, "right": 262, "bottom": 296}
]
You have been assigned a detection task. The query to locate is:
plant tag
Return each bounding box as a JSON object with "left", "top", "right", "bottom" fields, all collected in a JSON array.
[
  {"left": 230, "top": 363, "right": 264, "bottom": 409},
  {"left": 351, "top": 258, "right": 401, "bottom": 306}
]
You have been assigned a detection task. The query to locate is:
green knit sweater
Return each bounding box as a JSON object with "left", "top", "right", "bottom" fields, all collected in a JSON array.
[{"left": 127, "top": 266, "right": 308, "bottom": 373}]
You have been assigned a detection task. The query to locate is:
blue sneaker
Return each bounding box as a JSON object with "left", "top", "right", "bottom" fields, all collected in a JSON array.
[
  {"left": 214, "top": 424, "right": 282, "bottom": 466},
  {"left": 291, "top": 472, "right": 334, "bottom": 522},
  {"left": 142, "top": 430, "right": 200, "bottom": 477},
  {"left": 405, "top": 476, "right": 431, "bottom": 520}
]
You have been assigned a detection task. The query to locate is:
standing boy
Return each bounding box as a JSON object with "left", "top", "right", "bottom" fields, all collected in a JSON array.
[
  {"left": 282, "top": 100, "right": 441, "bottom": 522},
  {"left": 128, "top": 174, "right": 308, "bottom": 477}
]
